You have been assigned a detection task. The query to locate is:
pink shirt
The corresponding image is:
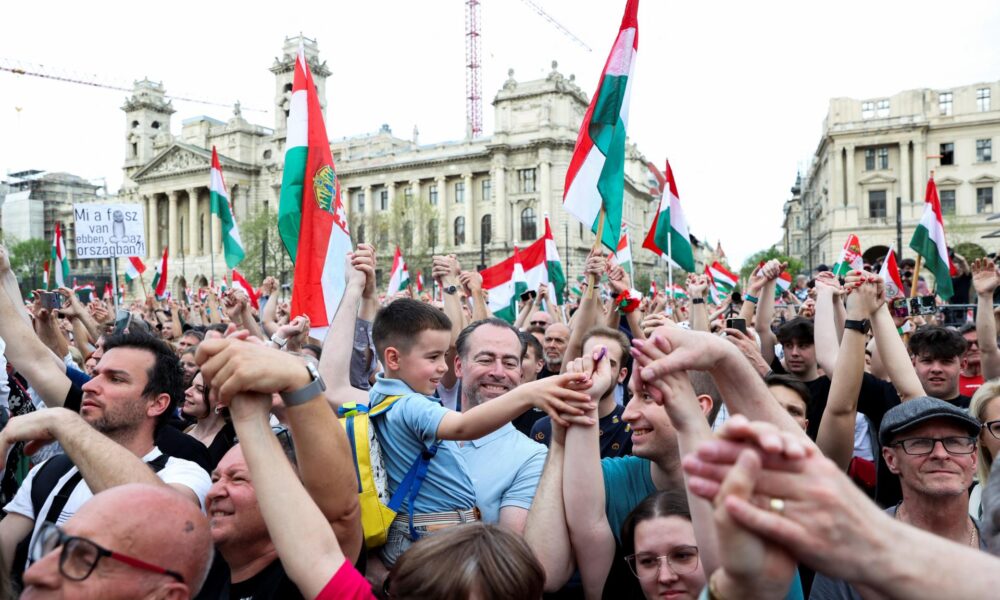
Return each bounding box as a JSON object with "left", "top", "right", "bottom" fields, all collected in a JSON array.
[{"left": 315, "top": 561, "right": 376, "bottom": 600}]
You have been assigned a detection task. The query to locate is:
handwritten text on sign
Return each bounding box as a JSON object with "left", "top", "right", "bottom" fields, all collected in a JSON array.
[{"left": 73, "top": 204, "right": 147, "bottom": 258}]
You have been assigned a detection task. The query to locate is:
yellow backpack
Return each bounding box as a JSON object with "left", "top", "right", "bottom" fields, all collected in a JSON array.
[{"left": 339, "top": 395, "right": 441, "bottom": 548}]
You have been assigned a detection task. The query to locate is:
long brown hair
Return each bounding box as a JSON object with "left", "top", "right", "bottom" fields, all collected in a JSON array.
[{"left": 386, "top": 522, "right": 544, "bottom": 600}]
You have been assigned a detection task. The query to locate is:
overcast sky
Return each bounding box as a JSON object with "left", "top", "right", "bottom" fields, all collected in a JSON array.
[{"left": 2, "top": 0, "right": 999, "bottom": 266}]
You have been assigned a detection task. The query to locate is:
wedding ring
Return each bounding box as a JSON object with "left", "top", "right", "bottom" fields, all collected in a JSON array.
[{"left": 769, "top": 497, "right": 786, "bottom": 514}]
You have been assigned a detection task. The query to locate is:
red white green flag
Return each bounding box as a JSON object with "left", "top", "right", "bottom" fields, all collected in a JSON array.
[
  {"left": 833, "top": 234, "right": 864, "bottom": 277},
  {"left": 543, "top": 215, "right": 567, "bottom": 305},
  {"left": 909, "top": 176, "right": 954, "bottom": 300},
  {"left": 878, "top": 244, "right": 905, "bottom": 301},
  {"left": 50, "top": 222, "right": 70, "bottom": 290},
  {"left": 707, "top": 261, "right": 738, "bottom": 292},
  {"left": 669, "top": 284, "right": 688, "bottom": 300},
  {"left": 387, "top": 246, "right": 410, "bottom": 296},
  {"left": 151, "top": 246, "right": 169, "bottom": 299},
  {"left": 562, "top": 0, "right": 639, "bottom": 251},
  {"left": 642, "top": 159, "right": 695, "bottom": 272},
  {"left": 612, "top": 226, "right": 634, "bottom": 275},
  {"left": 483, "top": 240, "right": 561, "bottom": 323},
  {"left": 416, "top": 271, "right": 425, "bottom": 293},
  {"left": 124, "top": 256, "right": 146, "bottom": 283},
  {"left": 231, "top": 268, "right": 259, "bottom": 310},
  {"left": 277, "top": 43, "right": 353, "bottom": 337},
  {"left": 210, "top": 146, "right": 245, "bottom": 269}
]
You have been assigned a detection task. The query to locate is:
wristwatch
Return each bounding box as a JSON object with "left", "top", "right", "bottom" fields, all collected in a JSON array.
[
  {"left": 270, "top": 332, "right": 288, "bottom": 348},
  {"left": 844, "top": 319, "right": 871, "bottom": 334},
  {"left": 444, "top": 285, "right": 459, "bottom": 295},
  {"left": 280, "top": 361, "right": 326, "bottom": 407},
  {"left": 691, "top": 298, "right": 705, "bottom": 304}
]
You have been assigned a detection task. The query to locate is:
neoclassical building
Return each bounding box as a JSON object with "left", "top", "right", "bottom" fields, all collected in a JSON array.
[
  {"left": 785, "top": 80, "right": 1000, "bottom": 272},
  {"left": 119, "top": 36, "right": 669, "bottom": 291}
]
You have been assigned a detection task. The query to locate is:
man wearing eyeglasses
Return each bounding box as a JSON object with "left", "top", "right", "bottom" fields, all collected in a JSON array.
[
  {"left": 811, "top": 397, "right": 987, "bottom": 599},
  {"left": 21, "top": 483, "right": 212, "bottom": 599}
]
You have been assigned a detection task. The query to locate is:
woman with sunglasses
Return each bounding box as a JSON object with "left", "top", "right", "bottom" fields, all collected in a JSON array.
[{"left": 969, "top": 381, "right": 1000, "bottom": 518}]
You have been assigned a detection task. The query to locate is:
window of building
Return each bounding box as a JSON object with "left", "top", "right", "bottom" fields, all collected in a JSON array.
[
  {"left": 454, "top": 216, "right": 465, "bottom": 245},
  {"left": 978, "top": 87, "right": 992, "bottom": 112},
  {"left": 795, "top": 215, "right": 800, "bottom": 228},
  {"left": 977, "top": 139, "right": 993, "bottom": 162},
  {"left": 482, "top": 178, "right": 492, "bottom": 202},
  {"left": 978, "top": 187, "right": 994, "bottom": 213},
  {"left": 356, "top": 190, "right": 365, "bottom": 212},
  {"left": 876, "top": 99, "right": 890, "bottom": 118},
  {"left": 518, "top": 168, "right": 537, "bottom": 193},
  {"left": 429, "top": 185, "right": 439, "bottom": 205},
  {"left": 868, "top": 190, "right": 887, "bottom": 219},
  {"left": 862, "top": 101, "right": 875, "bottom": 119},
  {"left": 939, "top": 189, "right": 956, "bottom": 215},
  {"left": 940, "top": 143, "right": 955, "bottom": 166},
  {"left": 455, "top": 181, "right": 465, "bottom": 204},
  {"left": 520, "top": 207, "right": 537, "bottom": 240},
  {"left": 378, "top": 190, "right": 387, "bottom": 211},
  {"left": 404, "top": 187, "right": 413, "bottom": 207},
  {"left": 939, "top": 92, "right": 953, "bottom": 116},
  {"left": 877, "top": 147, "right": 889, "bottom": 169},
  {"left": 481, "top": 214, "right": 492, "bottom": 245},
  {"left": 865, "top": 148, "right": 876, "bottom": 171},
  {"left": 428, "top": 219, "right": 438, "bottom": 249}
]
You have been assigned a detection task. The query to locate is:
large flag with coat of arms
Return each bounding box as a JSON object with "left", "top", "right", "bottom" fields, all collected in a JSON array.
[
  {"left": 833, "top": 234, "right": 864, "bottom": 278},
  {"left": 878, "top": 244, "right": 906, "bottom": 301},
  {"left": 562, "top": 0, "right": 639, "bottom": 251},
  {"left": 277, "top": 42, "right": 353, "bottom": 337}
]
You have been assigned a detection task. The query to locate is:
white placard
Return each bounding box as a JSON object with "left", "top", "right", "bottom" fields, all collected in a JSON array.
[{"left": 73, "top": 204, "right": 147, "bottom": 258}]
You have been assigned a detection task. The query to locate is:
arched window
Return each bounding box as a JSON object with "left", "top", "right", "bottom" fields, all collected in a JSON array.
[
  {"left": 520, "top": 207, "right": 537, "bottom": 241},
  {"left": 454, "top": 216, "right": 466, "bottom": 246},
  {"left": 480, "top": 214, "right": 492, "bottom": 245}
]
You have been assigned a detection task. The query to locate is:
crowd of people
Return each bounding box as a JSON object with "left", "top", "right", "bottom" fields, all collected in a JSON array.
[{"left": 0, "top": 239, "right": 1000, "bottom": 599}]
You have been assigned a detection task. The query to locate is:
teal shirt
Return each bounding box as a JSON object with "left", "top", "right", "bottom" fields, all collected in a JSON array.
[
  {"left": 697, "top": 570, "right": 804, "bottom": 600},
  {"left": 601, "top": 455, "right": 656, "bottom": 543}
]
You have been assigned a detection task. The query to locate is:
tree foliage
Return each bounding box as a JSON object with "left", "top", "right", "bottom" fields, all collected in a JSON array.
[
  {"left": 349, "top": 195, "right": 440, "bottom": 288},
  {"left": 9, "top": 237, "right": 50, "bottom": 294},
  {"left": 239, "top": 206, "right": 290, "bottom": 287},
  {"left": 739, "top": 246, "right": 805, "bottom": 280}
]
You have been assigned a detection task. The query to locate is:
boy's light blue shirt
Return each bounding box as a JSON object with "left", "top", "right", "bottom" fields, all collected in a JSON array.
[{"left": 369, "top": 375, "right": 477, "bottom": 514}]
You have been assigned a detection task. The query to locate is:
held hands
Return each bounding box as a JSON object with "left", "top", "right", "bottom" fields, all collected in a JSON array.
[
  {"left": 0, "top": 244, "right": 10, "bottom": 274},
  {"left": 972, "top": 258, "right": 1000, "bottom": 296},
  {"left": 459, "top": 270, "right": 483, "bottom": 294},
  {"left": 843, "top": 271, "right": 884, "bottom": 319},
  {"left": 520, "top": 370, "right": 597, "bottom": 428},
  {"left": 352, "top": 244, "right": 377, "bottom": 298}
]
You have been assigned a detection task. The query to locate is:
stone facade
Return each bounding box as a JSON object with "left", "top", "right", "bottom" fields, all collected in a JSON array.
[
  {"left": 786, "top": 81, "right": 1000, "bottom": 272},
  {"left": 119, "top": 37, "right": 668, "bottom": 291}
]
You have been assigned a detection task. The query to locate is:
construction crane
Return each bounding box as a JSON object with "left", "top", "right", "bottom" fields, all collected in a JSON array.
[
  {"left": 465, "top": 0, "right": 591, "bottom": 139},
  {"left": 0, "top": 57, "right": 265, "bottom": 112}
]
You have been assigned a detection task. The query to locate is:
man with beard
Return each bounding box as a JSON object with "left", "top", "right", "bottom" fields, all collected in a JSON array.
[
  {"left": 540, "top": 323, "right": 570, "bottom": 378},
  {"left": 530, "top": 327, "right": 633, "bottom": 458},
  {"left": 0, "top": 332, "right": 211, "bottom": 574},
  {"left": 454, "top": 318, "right": 547, "bottom": 533}
]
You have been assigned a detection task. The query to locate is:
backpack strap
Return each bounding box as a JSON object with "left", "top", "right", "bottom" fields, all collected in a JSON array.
[
  {"left": 386, "top": 439, "right": 441, "bottom": 540},
  {"left": 29, "top": 454, "right": 75, "bottom": 521}
]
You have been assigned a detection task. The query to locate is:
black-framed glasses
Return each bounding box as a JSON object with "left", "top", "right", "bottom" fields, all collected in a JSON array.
[
  {"left": 890, "top": 436, "right": 976, "bottom": 456},
  {"left": 30, "top": 522, "right": 184, "bottom": 582},
  {"left": 984, "top": 420, "right": 1000, "bottom": 440},
  {"left": 624, "top": 546, "right": 700, "bottom": 580}
]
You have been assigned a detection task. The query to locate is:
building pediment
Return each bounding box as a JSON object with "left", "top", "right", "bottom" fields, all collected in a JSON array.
[
  {"left": 969, "top": 173, "right": 1000, "bottom": 185},
  {"left": 857, "top": 172, "right": 897, "bottom": 185},
  {"left": 132, "top": 142, "right": 258, "bottom": 183},
  {"left": 936, "top": 176, "right": 963, "bottom": 187}
]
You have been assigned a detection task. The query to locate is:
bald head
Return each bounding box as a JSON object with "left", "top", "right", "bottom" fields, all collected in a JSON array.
[
  {"left": 542, "top": 323, "right": 570, "bottom": 370},
  {"left": 23, "top": 483, "right": 213, "bottom": 598}
]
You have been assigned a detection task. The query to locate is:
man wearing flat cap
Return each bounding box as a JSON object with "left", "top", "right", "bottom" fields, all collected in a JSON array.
[{"left": 811, "top": 397, "right": 986, "bottom": 600}]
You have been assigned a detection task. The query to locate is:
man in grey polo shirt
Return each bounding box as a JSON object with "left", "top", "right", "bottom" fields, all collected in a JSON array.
[
  {"left": 454, "top": 318, "right": 547, "bottom": 533},
  {"left": 812, "top": 397, "right": 985, "bottom": 599}
]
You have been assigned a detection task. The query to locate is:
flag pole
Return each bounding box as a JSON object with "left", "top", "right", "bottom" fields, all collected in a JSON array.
[
  {"left": 587, "top": 209, "right": 606, "bottom": 299},
  {"left": 209, "top": 215, "right": 216, "bottom": 287},
  {"left": 910, "top": 168, "right": 933, "bottom": 299},
  {"left": 111, "top": 258, "right": 120, "bottom": 313},
  {"left": 666, "top": 218, "right": 674, "bottom": 304}
]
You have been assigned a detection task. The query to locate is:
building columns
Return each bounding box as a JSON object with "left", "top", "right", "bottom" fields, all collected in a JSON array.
[
  {"left": 463, "top": 173, "right": 474, "bottom": 250},
  {"left": 844, "top": 144, "right": 855, "bottom": 209},
  {"left": 899, "top": 140, "right": 911, "bottom": 208},
  {"left": 146, "top": 195, "right": 159, "bottom": 257},
  {"left": 187, "top": 188, "right": 199, "bottom": 257},
  {"left": 492, "top": 158, "right": 508, "bottom": 243},
  {"left": 539, "top": 149, "right": 552, "bottom": 218},
  {"left": 168, "top": 191, "right": 180, "bottom": 254},
  {"left": 437, "top": 176, "right": 449, "bottom": 249}
]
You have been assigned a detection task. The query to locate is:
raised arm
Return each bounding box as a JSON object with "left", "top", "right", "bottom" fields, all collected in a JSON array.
[
  {"left": 460, "top": 269, "right": 491, "bottom": 321},
  {"left": 813, "top": 274, "right": 844, "bottom": 375},
  {"left": 754, "top": 261, "right": 782, "bottom": 364},
  {"left": 738, "top": 267, "right": 766, "bottom": 324},
  {"left": 561, "top": 350, "right": 617, "bottom": 599},
  {"left": 687, "top": 274, "right": 711, "bottom": 332},
  {"left": 319, "top": 252, "right": 372, "bottom": 410},
  {"left": 870, "top": 300, "right": 924, "bottom": 401},
  {"left": 524, "top": 425, "right": 576, "bottom": 591},
  {"left": 816, "top": 275, "right": 880, "bottom": 470},
  {"left": 260, "top": 277, "right": 281, "bottom": 337},
  {"left": 972, "top": 258, "right": 1000, "bottom": 380},
  {"left": 563, "top": 251, "right": 605, "bottom": 370},
  {"left": 58, "top": 287, "right": 101, "bottom": 345}
]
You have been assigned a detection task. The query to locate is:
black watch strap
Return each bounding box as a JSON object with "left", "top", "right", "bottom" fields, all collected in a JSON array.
[
  {"left": 844, "top": 319, "right": 871, "bottom": 334},
  {"left": 692, "top": 298, "right": 705, "bottom": 305}
]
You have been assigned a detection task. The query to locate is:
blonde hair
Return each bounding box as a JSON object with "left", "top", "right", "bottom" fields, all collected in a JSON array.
[{"left": 970, "top": 381, "right": 1000, "bottom": 484}]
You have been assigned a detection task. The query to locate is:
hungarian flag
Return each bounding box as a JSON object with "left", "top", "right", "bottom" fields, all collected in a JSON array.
[
  {"left": 909, "top": 176, "right": 954, "bottom": 300},
  {"left": 50, "top": 222, "right": 70, "bottom": 290},
  {"left": 151, "top": 246, "right": 169, "bottom": 299},
  {"left": 562, "top": 0, "right": 639, "bottom": 251},
  {"left": 543, "top": 215, "right": 567, "bottom": 304},
  {"left": 669, "top": 284, "right": 688, "bottom": 300},
  {"left": 833, "top": 234, "right": 864, "bottom": 277},
  {"left": 103, "top": 282, "right": 113, "bottom": 301},
  {"left": 387, "top": 247, "right": 410, "bottom": 296},
  {"left": 705, "top": 274, "right": 727, "bottom": 306},
  {"left": 642, "top": 159, "right": 695, "bottom": 272},
  {"left": 775, "top": 271, "right": 792, "bottom": 298},
  {"left": 210, "top": 146, "right": 246, "bottom": 269},
  {"left": 708, "top": 261, "right": 738, "bottom": 292},
  {"left": 482, "top": 241, "right": 554, "bottom": 323},
  {"left": 277, "top": 42, "right": 352, "bottom": 336},
  {"left": 124, "top": 256, "right": 146, "bottom": 283},
  {"left": 416, "top": 271, "right": 425, "bottom": 293},
  {"left": 879, "top": 244, "right": 905, "bottom": 301},
  {"left": 42, "top": 260, "right": 50, "bottom": 290},
  {"left": 649, "top": 279, "right": 658, "bottom": 297},
  {"left": 231, "top": 268, "right": 259, "bottom": 310},
  {"left": 613, "top": 227, "right": 634, "bottom": 275}
]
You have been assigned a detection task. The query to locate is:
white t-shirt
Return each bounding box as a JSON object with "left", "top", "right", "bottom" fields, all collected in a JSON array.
[
  {"left": 0, "top": 337, "right": 9, "bottom": 411},
  {"left": 5, "top": 446, "right": 211, "bottom": 562}
]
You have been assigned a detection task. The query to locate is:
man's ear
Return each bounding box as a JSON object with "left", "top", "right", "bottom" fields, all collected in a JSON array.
[
  {"left": 883, "top": 446, "right": 900, "bottom": 475},
  {"left": 147, "top": 392, "right": 172, "bottom": 419},
  {"left": 617, "top": 367, "right": 628, "bottom": 385},
  {"left": 696, "top": 394, "right": 714, "bottom": 417},
  {"left": 454, "top": 355, "right": 465, "bottom": 379}
]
